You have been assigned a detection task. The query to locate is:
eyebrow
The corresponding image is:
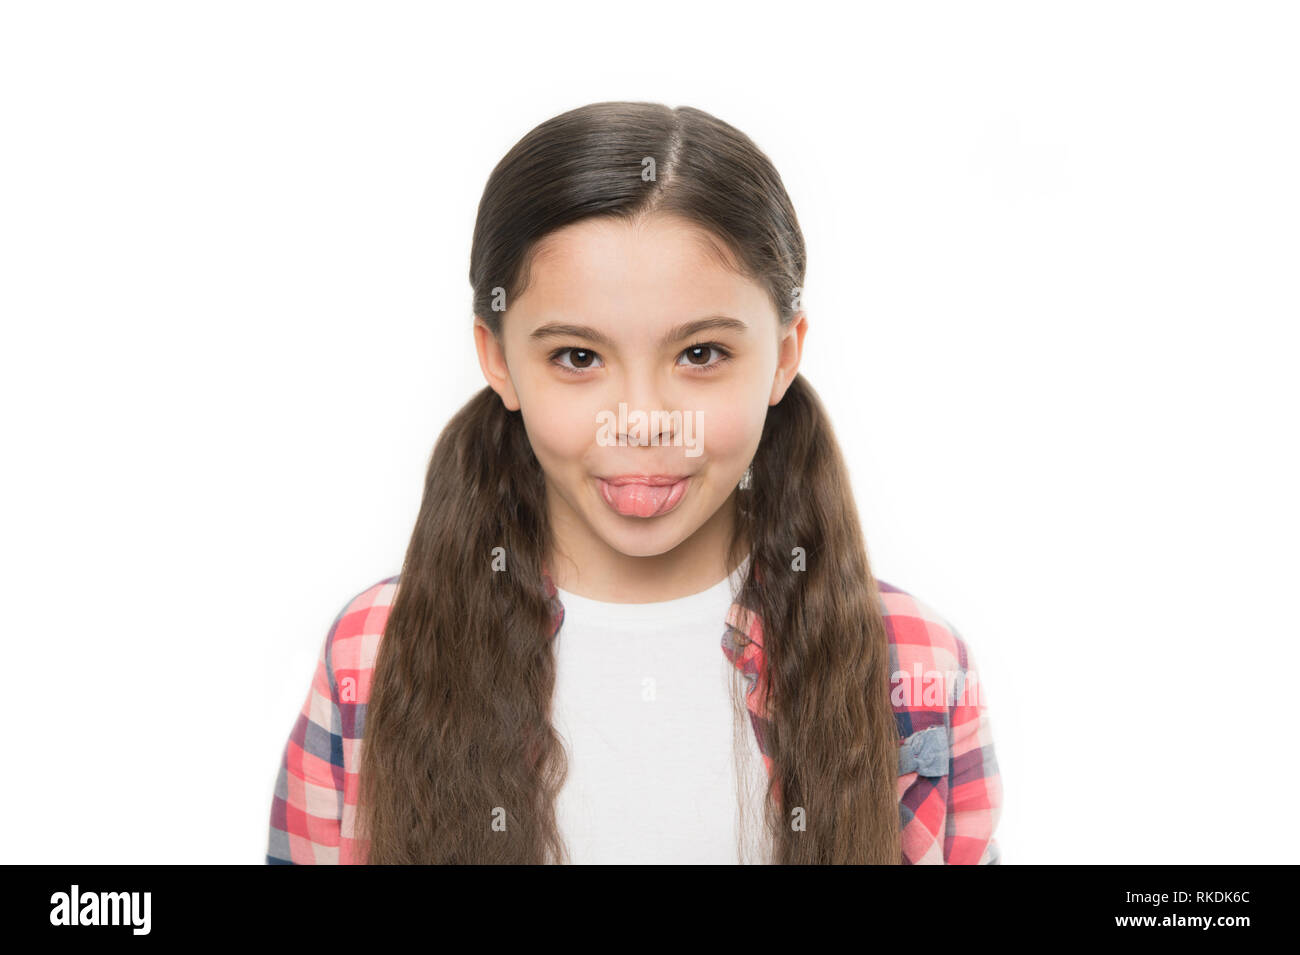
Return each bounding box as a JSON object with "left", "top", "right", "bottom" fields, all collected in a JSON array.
[{"left": 528, "top": 316, "right": 749, "bottom": 349}]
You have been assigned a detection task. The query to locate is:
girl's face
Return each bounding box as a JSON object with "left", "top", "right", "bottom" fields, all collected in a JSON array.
[{"left": 474, "top": 213, "right": 806, "bottom": 573}]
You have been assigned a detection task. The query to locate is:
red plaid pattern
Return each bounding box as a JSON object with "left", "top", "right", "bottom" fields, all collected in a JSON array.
[{"left": 268, "top": 572, "right": 1002, "bottom": 864}]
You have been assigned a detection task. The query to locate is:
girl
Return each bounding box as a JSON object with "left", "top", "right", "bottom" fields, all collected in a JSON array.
[{"left": 267, "top": 101, "right": 1002, "bottom": 865}]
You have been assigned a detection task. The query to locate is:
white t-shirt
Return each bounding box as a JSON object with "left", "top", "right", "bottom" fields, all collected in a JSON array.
[{"left": 551, "top": 556, "right": 771, "bottom": 864}]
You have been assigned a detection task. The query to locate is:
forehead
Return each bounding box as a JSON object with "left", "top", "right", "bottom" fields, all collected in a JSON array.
[{"left": 514, "top": 214, "right": 765, "bottom": 324}]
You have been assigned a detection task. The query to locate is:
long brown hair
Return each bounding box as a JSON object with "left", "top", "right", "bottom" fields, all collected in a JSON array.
[{"left": 356, "top": 102, "right": 900, "bottom": 864}]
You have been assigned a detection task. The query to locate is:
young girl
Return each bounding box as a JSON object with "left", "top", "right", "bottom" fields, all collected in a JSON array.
[{"left": 266, "top": 101, "right": 1002, "bottom": 865}]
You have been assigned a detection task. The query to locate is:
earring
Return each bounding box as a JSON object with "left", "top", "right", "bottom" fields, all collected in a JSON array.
[{"left": 738, "top": 463, "right": 753, "bottom": 490}]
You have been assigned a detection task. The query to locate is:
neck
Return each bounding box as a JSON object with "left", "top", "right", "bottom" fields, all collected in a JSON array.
[{"left": 547, "top": 486, "right": 749, "bottom": 603}]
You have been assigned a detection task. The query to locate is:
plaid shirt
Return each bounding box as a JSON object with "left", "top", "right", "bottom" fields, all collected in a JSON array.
[{"left": 267, "top": 571, "right": 1003, "bottom": 864}]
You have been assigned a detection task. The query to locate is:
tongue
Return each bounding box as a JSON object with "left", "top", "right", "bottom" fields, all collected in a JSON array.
[{"left": 607, "top": 482, "right": 674, "bottom": 517}]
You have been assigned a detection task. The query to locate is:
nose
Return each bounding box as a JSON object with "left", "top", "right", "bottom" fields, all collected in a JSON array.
[{"left": 617, "top": 365, "right": 677, "bottom": 446}]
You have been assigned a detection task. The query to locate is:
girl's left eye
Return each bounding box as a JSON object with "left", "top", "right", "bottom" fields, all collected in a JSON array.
[{"left": 681, "top": 343, "right": 733, "bottom": 374}]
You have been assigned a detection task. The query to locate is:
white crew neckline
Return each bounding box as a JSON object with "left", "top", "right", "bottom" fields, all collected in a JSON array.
[{"left": 554, "top": 554, "right": 751, "bottom": 629}]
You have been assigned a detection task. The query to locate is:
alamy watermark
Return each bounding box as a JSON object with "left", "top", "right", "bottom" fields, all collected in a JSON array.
[
  {"left": 890, "top": 662, "right": 986, "bottom": 709},
  {"left": 595, "top": 402, "right": 704, "bottom": 457},
  {"left": 49, "top": 884, "right": 151, "bottom": 935}
]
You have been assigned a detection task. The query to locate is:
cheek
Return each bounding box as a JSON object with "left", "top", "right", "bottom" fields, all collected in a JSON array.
[
  {"left": 518, "top": 388, "right": 600, "bottom": 469},
  {"left": 691, "top": 395, "right": 765, "bottom": 464},
  {"left": 698, "top": 360, "right": 776, "bottom": 457}
]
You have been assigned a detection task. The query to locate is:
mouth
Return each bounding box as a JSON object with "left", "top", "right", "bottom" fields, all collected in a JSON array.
[{"left": 595, "top": 474, "right": 691, "bottom": 518}]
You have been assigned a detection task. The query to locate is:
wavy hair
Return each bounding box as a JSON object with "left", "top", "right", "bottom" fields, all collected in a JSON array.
[{"left": 356, "top": 102, "right": 900, "bottom": 864}]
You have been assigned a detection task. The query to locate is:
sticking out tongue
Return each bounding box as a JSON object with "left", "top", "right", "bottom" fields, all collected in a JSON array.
[{"left": 601, "top": 480, "right": 682, "bottom": 518}]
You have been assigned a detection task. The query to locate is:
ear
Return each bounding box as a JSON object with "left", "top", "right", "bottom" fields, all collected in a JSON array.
[
  {"left": 474, "top": 317, "right": 521, "bottom": 412},
  {"left": 769, "top": 311, "right": 809, "bottom": 405}
]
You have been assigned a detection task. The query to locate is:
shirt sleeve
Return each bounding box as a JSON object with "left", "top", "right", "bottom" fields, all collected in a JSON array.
[
  {"left": 944, "top": 634, "right": 1003, "bottom": 864},
  {"left": 266, "top": 612, "right": 347, "bottom": 864}
]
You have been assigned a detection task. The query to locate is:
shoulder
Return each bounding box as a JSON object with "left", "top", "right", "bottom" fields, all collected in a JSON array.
[
  {"left": 325, "top": 574, "right": 400, "bottom": 688},
  {"left": 876, "top": 578, "right": 972, "bottom": 676},
  {"left": 876, "top": 578, "right": 979, "bottom": 736}
]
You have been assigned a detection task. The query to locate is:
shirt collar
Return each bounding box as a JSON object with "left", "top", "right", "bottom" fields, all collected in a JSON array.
[{"left": 539, "top": 560, "right": 763, "bottom": 648}]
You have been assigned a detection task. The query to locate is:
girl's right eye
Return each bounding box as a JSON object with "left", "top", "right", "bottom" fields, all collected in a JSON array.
[{"left": 549, "top": 347, "right": 604, "bottom": 376}]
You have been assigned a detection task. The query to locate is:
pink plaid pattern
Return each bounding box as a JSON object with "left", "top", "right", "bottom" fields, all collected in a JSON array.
[{"left": 268, "top": 572, "right": 1002, "bottom": 864}]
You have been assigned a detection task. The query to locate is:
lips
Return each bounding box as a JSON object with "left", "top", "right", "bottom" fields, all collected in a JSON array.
[{"left": 596, "top": 475, "right": 691, "bottom": 518}]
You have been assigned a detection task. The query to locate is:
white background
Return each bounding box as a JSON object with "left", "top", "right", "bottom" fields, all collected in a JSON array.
[{"left": 2, "top": 1, "right": 1295, "bottom": 864}]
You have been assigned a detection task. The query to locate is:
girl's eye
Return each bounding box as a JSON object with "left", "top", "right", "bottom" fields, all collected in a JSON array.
[
  {"left": 550, "top": 347, "right": 604, "bottom": 375},
  {"left": 677, "top": 342, "right": 732, "bottom": 372},
  {"left": 548, "top": 343, "right": 733, "bottom": 374}
]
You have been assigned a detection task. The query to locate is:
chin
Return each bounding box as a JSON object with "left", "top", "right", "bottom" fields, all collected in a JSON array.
[{"left": 595, "top": 517, "right": 692, "bottom": 559}]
